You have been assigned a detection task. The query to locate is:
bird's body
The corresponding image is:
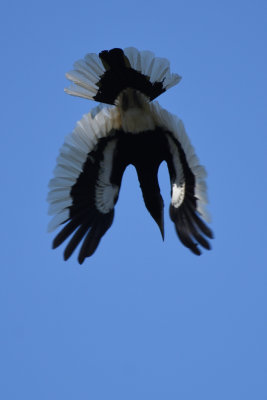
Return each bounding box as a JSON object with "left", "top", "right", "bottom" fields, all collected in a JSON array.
[{"left": 48, "top": 47, "right": 213, "bottom": 263}]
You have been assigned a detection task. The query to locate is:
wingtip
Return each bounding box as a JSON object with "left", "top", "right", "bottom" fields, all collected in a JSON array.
[
  {"left": 78, "top": 255, "right": 85, "bottom": 265},
  {"left": 159, "top": 224, "right": 165, "bottom": 241},
  {"left": 156, "top": 214, "right": 165, "bottom": 241}
]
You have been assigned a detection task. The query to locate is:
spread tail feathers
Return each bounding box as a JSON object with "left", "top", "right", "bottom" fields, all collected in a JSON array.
[{"left": 65, "top": 47, "right": 181, "bottom": 105}]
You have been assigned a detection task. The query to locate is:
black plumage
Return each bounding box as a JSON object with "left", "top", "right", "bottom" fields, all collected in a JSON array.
[
  {"left": 48, "top": 47, "right": 213, "bottom": 263},
  {"left": 94, "top": 48, "right": 165, "bottom": 104}
]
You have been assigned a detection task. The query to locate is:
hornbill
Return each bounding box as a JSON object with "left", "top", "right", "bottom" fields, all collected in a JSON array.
[{"left": 47, "top": 47, "right": 213, "bottom": 264}]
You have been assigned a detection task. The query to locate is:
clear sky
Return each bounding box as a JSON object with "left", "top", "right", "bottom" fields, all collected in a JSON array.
[{"left": 1, "top": 0, "right": 266, "bottom": 399}]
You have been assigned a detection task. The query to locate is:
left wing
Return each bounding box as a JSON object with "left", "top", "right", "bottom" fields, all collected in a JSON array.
[
  {"left": 47, "top": 106, "right": 124, "bottom": 264},
  {"left": 151, "top": 102, "right": 214, "bottom": 255}
]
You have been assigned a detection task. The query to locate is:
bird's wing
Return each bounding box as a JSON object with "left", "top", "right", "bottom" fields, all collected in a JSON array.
[
  {"left": 47, "top": 106, "right": 124, "bottom": 264},
  {"left": 150, "top": 102, "right": 213, "bottom": 255}
]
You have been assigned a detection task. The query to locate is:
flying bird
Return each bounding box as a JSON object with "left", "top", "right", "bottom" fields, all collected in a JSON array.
[{"left": 47, "top": 47, "right": 213, "bottom": 264}]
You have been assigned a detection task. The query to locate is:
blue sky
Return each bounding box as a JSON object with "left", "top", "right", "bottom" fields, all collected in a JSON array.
[{"left": 1, "top": 0, "right": 266, "bottom": 399}]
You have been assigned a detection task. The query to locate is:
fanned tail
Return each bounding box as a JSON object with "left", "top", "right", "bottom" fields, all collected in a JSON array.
[{"left": 65, "top": 47, "right": 181, "bottom": 105}]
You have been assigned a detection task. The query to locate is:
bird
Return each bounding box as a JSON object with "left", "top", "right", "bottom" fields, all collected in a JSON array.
[{"left": 47, "top": 47, "right": 213, "bottom": 264}]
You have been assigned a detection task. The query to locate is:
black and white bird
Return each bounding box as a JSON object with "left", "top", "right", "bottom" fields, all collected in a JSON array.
[{"left": 47, "top": 47, "right": 213, "bottom": 264}]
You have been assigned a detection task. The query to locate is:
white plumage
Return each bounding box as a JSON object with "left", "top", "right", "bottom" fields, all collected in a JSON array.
[
  {"left": 95, "top": 139, "right": 119, "bottom": 213},
  {"left": 64, "top": 47, "right": 181, "bottom": 101},
  {"left": 123, "top": 47, "right": 181, "bottom": 88},
  {"left": 150, "top": 102, "right": 210, "bottom": 222}
]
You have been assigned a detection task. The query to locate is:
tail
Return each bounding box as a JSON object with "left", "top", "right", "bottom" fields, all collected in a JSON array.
[{"left": 65, "top": 47, "right": 181, "bottom": 105}]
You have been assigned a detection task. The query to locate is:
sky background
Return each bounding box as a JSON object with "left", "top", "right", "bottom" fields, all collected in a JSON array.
[{"left": 1, "top": 0, "right": 266, "bottom": 399}]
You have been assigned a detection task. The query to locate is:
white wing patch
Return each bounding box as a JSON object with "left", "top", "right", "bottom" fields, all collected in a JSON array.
[
  {"left": 166, "top": 135, "right": 186, "bottom": 208},
  {"left": 47, "top": 106, "right": 121, "bottom": 232},
  {"left": 150, "top": 102, "right": 210, "bottom": 222},
  {"left": 172, "top": 182, "right": 186, "bottom": 208},
  {"left": 95, "top": 139, "right": 119, "bottom": 213}
]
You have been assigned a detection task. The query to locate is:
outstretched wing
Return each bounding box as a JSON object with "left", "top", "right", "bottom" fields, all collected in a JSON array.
[
  {"left": 151, "top": 102, "right": 214, "bottom": 255},
  {"left": 47, "top": 106, "right": 124, "bottom": 264}
]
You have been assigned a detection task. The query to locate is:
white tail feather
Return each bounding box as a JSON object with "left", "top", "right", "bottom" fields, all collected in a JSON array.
[
  {"left": 65, "top": 53, "right": 105, "bottom": 100},
  {"left": 65, "top": 47, "right": 181, "bottom": 101},
  {"left": 64, "top": 84, "right": 96, "bottom": 100},
  {"left": 124, "top": 47, "right": 181, "bottom": 90}
]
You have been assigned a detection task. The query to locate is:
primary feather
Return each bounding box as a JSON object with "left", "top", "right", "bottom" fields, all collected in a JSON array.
[{"left": 48, "top": 47, "right": 213, "bottom": 263}]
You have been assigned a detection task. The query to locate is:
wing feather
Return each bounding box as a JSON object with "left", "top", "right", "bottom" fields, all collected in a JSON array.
[
  {"left": 47, "top": 105, "right": 124, "bottom": 263},
  {"left": 150, "top": 102, "right": 213, "bottom": 254}
]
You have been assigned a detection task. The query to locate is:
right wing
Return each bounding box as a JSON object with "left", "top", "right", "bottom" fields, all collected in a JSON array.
[{"left": 151, "top": 102, "right": 214, "bottom": 255}]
